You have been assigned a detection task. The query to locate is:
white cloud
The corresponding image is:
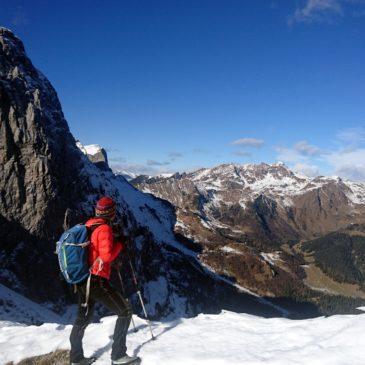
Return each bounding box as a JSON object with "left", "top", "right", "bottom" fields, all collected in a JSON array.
[
  {"left": 109, "top": 156, "right": 127, "bottom": 163},
  {"left": 168, "top": 152, "right": 183, "bottom": 160},
  {"left": 324, "top": 148, "right": 365, "bottom": 181},
  {"left": 294, "top": 140, "right": 322, "bottom": 156},
  {"left": 288, "top": 0, "right": 365, "bottom": 24},
  {"left": 336, "top": 127, "right": 365, "bottom": 146},
  {"left": 275, "top": 146, "right": 309, "bottom": 163},
  {"left": 293, "top": 163, "right": 321, "bottom": 177},
  {"left": 276, "top": 142, "right": 322, "bottom": 178},
  {"left": 290, "top": 0, "right": 342, "bottom": 24},
  {"left": 147, "top": 159, "right": 170, "bottom": 167},
  {"left": 276, "top": 132, "right": 365, "bottom": 181},
  {"left": 233, "top": 151, "right": 252, "bottom": 157},
  {"left": 192, "top": 148, "right": 209, "bottom": 154},
  {"left": 336, "top": 165, "right": 365, "bottom": 181},
  {"left": 232, "top": 138, "right": 264, "bottom": 148}
]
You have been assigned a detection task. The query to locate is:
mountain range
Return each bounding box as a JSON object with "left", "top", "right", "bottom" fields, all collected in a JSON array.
[{"left": 131, "top": 162, "right": 365, "bottom": 313}]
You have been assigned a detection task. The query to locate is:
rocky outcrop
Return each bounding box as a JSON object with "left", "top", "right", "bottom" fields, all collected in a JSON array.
[{"left": 76, "top": 142, "right": 109, "bottom": 171}]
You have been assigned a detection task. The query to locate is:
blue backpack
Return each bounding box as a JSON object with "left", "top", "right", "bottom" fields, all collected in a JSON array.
[{"left": 56, "top": 224, "right": 92, "bottom": 284}]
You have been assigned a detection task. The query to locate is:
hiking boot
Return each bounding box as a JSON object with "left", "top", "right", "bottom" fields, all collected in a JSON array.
[
  {"left": 70, "top": 357, "right": 97, "bottom": 365},
  {"left": 111, "top": 354, "right": 141, "bottom": 364}
]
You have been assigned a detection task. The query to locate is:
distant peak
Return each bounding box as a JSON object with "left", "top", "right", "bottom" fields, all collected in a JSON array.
[
  {"left": 0, "top": 27, "right": 20, "bottom": 42},
  {"left": 0, "top": 27, "right": 15, "bottom": 36},
  {"left": 0, "top": 27, "right": 26, "bottom": 55},
  {"left": 212, "top": 162, "right": 290, "bottom": 171},
  {"left": 273, "top": 161, "right": 286, "bottom": 167}
]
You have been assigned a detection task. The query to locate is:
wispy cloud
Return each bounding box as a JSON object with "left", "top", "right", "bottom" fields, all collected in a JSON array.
[
  {"left": 232, "top": 138, "right": 264, "bottom": 148},
  {"left": 294, "top": 140, "right": 322, "bottom": 156},
  {"left": 335, "top": 164, "right": 365, "bottom": 181},
  {"left": 276, "top": 140, "right": 323, "bottom": 177},
  {"left": 275, "top": 127, "right": 365, "bottom": 181},
  {"left": 276, "top": 145, "right": 311, "bottom": 164},
  {"left": 168, "top": 152, "right": 183, "bottom": 159},
  {"left": 288, "top": 0, "right": 365, "bottom": 25},
  {"left": 324, "top": 148, "right": 365, "bottom": 180},
  {"left": 105, "top": 147, "right": 121, "bottom": 153},
  {"left": 109, "top": 156, "right": 127, "bottom": 163},
  {"left": 168, "top": 152, "right": 183, "bottom": 162},
  {"left": 192, "top": 148, "right": 209, "bottom": 154},
  {"left": 336, "top": 127, "right": 365, "bottom": 146},
  {"left": 147, "top": 159, "right": 171, "bottom": 167},
  {"left": 293, "top": 162, "right": 321, "bottom": 177},
  {"left": 233, "top": 150, "right": 252, "bottom": 157}
]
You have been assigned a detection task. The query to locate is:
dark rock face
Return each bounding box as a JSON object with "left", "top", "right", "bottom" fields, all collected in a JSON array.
[
  {"left": 0, "top": 28, "right": 86, "bottom": 301},
  {"left": 0, "top": 28, "right": 84, "bottom": 239},
  {"left": 0, "top": 28, "right": 287, "bottom": 320}
]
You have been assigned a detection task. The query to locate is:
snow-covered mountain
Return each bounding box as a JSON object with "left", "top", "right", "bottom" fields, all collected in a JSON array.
[
  {"left": 136, "top": 162, "right": 365, "bottom": 210},
  {"left": 133, "top": 163, "right": 365, "bottom": 313},
  {"left": 134, "top": 162, "right": 365, "bottom": 245},
  {"left": 114, "top": 171, "right": 174, "bottom": 182}
]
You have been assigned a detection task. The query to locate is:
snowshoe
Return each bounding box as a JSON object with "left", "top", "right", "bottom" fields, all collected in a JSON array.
[
  {"left": 70, "top": 357, "right": 97, "bottom": 365},
  {"left": 111, "top": 354, "right": 141, "bottom": 364}
]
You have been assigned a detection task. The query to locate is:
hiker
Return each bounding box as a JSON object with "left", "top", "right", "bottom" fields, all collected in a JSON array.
[{"left": 69, "top": 196, "right": 140, "bottom": 365}]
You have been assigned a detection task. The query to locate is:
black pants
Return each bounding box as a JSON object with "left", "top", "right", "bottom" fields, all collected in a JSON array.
[{"left": 70, "top": 275, "right": 132, "bottom": 362}]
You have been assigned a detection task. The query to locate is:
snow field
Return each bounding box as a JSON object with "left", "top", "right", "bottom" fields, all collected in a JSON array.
[{"left": 1, "top": 310, "right": 365, "bottom": 365}]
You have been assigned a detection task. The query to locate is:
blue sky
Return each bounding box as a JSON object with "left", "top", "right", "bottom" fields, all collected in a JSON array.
[{"left": 1, "top": 0, "right": 365, "bottom": 179}]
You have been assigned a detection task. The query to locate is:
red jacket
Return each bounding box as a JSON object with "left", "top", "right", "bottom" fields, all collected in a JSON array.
[{"left": 86, "top": 217, "right": 123, "bottom": 280}]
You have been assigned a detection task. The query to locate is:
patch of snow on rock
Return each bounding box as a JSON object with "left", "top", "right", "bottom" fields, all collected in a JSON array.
[
  {"left": 261, "top": 252, "right": 282, "bottom": 266},
  {"left": 221, "top": 246, "right": 243, "bottom": 255}
]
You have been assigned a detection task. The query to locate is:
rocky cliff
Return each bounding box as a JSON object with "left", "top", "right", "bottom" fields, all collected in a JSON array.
[{"left": 0, "top": 27, "right": 88, "bottom": 301}]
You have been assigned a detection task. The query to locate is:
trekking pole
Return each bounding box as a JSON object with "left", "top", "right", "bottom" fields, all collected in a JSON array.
[
  {"left": 117, "top": 270, "right": 137, "bottom": 333},
  {"left": 126, "top": 251, "right": 155, "bottom": 340}
]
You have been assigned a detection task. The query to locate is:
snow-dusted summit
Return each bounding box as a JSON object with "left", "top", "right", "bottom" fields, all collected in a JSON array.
[
  {"left": 181, "top": 162, "right": 365, "bottom": 206},
  {"left": 133, "top": 163, "right": 365, "bottom": 312}
]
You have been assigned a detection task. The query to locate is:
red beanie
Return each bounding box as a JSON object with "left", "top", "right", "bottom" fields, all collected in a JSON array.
[{"left": 95, "top": 196, "right": 116, "bottom": 218}]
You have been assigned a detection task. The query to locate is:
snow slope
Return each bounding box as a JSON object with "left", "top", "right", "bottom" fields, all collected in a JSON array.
[
  {"left": 0, "top": 284, "right": 62, "bottom": 326},
  {"left": 1, "top": 310, "right": 365, "bottom": 365}
]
